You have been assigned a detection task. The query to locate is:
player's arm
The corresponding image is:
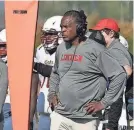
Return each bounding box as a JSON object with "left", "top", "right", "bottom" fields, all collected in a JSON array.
[{"left": 33, "top": 62, "right": 53, "bottom": 77}]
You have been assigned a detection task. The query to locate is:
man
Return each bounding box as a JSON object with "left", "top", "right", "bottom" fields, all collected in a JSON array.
[
  {"left": 98, "top": 35, "right": 132, "bottom": 130},
  {"left": 48, "top": 10, "right": 127, "bottom": 130},
  {"left": 91, "top": 19, "right": 132, "bottom": 76},
  {"left": 31, "top": 15, "right": 63, "bottom": 130},
  {"left": 90, "top": 18, "right": 132, "bottom": 130},
  {"left": 0, "top": 29, "right": 8, "bottom": 130}
]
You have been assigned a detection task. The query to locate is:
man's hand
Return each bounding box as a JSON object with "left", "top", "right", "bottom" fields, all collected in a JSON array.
[
  {"left": 48, "top": 94, "right": 59, "bottom": 111},
  {"left": 123, "top": 65, "right": 132, "bottom": 77},
  {"left": 85, "top": 101, "right": 104, "bottom": 114}
]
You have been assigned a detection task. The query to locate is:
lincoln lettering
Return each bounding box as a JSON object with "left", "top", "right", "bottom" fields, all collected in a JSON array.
[{"left": 61, "top": 54, "right": 83, "bottom": 62}]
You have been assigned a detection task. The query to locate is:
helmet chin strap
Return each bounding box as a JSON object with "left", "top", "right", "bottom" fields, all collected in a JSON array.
[
  {"left": 46, "top": 47, "right": 57, "bottom": 55},
  {"left": 43, "top": 38, "right": 57, "bottom": 48},
  {"left": 47, "top": 39, "right": 57, "bottom": 48}
]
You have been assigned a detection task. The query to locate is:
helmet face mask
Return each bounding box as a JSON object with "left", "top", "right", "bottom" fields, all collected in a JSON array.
[{"left": 41, "top": 30, "right": 60, "bottom": 51}]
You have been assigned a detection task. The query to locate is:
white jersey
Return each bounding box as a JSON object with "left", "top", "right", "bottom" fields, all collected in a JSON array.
[{"left": 36, "top": 44, "right": 56, "bottom": 113}]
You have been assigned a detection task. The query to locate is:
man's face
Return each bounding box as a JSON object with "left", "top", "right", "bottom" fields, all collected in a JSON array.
[
  {"left": 41, "top": 31, "right": 58, "bottom": 45},
  {"left": 60, "top": 16, "right": 77, "bottom": 42},
  {"left": 0, "top": 43, "right": 7, "bottom": 57},
  {"left": 101, "top": 29, "right": 115, "bottom": 45}
]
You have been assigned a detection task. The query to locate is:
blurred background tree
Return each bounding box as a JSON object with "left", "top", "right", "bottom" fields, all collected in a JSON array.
[
  {"left": 0, "top": 1, "right": 132, "bottom": 53},
  {"left": 35, "top": 1, "right": 133, "bottom": 54}
]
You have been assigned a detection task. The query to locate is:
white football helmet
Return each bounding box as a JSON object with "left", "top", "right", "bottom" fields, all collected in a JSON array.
[
  {"left": 41, "top": 16, "right": 63, "bottom": 52},
  {"left": 119, "top": 35, "right": 129, "bottom": 49},
  {"left": 0, "top": 29, "right": 7, "bottom": 58},
  {"left": 0, "top": 29, "right": 6, "bottom": 42}
]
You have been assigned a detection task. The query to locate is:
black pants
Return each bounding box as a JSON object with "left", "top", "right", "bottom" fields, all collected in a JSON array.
[{"left": 103, "top": 97, "right": 123, "bottom": 130}]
